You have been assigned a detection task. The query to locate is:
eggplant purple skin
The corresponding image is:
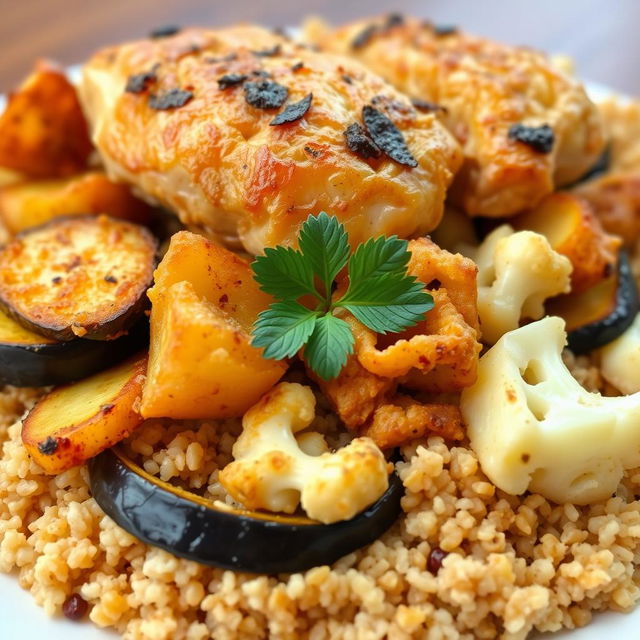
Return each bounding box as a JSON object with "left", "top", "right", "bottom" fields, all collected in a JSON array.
[
  {"left": 89, "top": 448, "right": 403, "bottom": 574},
  {"left": 0, "top": 321, "right": 149, "bottom": 387},
  {"left": 566, "top": 250, "right": 639, "bottom": 355}
]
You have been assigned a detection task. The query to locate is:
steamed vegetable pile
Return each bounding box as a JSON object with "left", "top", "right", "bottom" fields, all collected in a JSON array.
[{"left": 1, "top": 39, "right": 639, "bottom": 574}]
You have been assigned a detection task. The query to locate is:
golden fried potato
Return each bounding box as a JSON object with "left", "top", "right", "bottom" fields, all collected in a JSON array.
[
  {"left": 362, "top": 395, "right": 464, "bottom": 450},
  {"left": 142, "top": 280, "right": 287, "bottom": 419},
  {"left": 141, "top": 231, "right": 287, "bottom": 419},
  {"left": 0, "top": 172, "right": 152, "bottom": 233},
  {"left": 309, "top": 14, "right": 605, "bottom": 217},
  {"left": 22, "top": 354, "right": 147, "bottom": 474},
  {"left": 0, "top": 62, "right": 93, "bottom": 178},
  {"left": 513, "top": 193, "right": 621, "bottom": 293}
]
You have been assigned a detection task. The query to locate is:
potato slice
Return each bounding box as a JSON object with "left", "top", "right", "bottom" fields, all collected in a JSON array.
[
  {"left": 142, "top": 281, "right": 286, "bottom": 419},
  {"left": 0, "top": 172, "right": 151, "bottom": 233},
  {"left": 22, "top": 354, "right": 147, "bottom": 474},
  {"left": 0, "top": 62, "right": 92, "bottom": 177},
  {"left": 140, "top": 231, "right": 287, "bottom": 419},
  {"left": 513, "top": 193, "right": 621, "bottom": 294}
]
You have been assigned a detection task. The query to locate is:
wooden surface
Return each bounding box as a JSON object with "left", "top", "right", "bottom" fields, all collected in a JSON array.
[{"left": 1, "top": 0, "right": 639, "bottom": 95}]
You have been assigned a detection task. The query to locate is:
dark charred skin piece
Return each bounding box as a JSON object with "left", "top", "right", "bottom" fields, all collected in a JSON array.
[
  {"left": 351, "top": 23, "right": 379, "bottom": 49},
  {"left": 149, "top": 89, "right": 193, "bottom": 110},
  {"left": 433, "top": 24, "right": 458, "bottom": 36},
  {"left": 508, "top": 123, "right": 555, "bottom": 154},
  {"left": 344, "top": 122, "right": 381, "bottom": 159},
  {"left": 270, "top": 93, "right": 313, "bottom": 126},
  {"left": 149, "top": 25, "right": 181, "bottom": 39},
  {"left": 352, "top": 14, "right": 405, "bottom": 49},
  {"left": 125, "top": 70, "right": 157, "bottom": 94},
  {"left": 244, "top": 80, "right": 288, "bottom": 110},
  {"left": 385, "top": 13, "right": 405, "bottom": 28},
  {"left": 304, "top": 145, "right": 322, "bottom": 158},
  {"left": 411, "top": 98, "right": 447, "bottom": 113},
  {"left": 342, "top": 74, "right": 353, "bottom": 84},
  {"left": 217, "top": 73, "right": 248, "bottom": 90},
  {"left": 104, "top": 275, "right": 118, "bottom": 284},
  {"left": 252, "top": 44, "right": 281, "bottom": 57},
  {"left": 291, "top": 61, "right": 304, "bottom": 72},
  {"left": 38, "top": 436, "right": 58, "bottom": 455},
  {"left": 362, "top": 105, "right": 418, "bottom": 167},
  {"left": 250, "top": 70, "right": 271, "bottom": 79}
]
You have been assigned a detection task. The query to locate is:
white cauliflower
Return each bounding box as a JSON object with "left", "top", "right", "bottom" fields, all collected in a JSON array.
[
  {"left": 462, "top": 225, "right": 572, "bottom": 344},
  {"left": 460, "top": 316, "right": 640, "bottom": 505},
  {"left": 219, "top": 382, "right": 390, "bottom": 524},
  {"left": 600, "top": 312, "right": 640, "bottom": 395}
]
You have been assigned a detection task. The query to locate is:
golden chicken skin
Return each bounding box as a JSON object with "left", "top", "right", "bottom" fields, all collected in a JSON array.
[
  {"left": 305, "top": 14, "right": 605, "bottom": 217},
  {"left": 79, "top": 25, "right": 462, "bottom": 254}
]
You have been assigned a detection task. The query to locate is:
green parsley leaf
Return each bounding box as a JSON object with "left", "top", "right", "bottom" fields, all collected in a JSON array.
[
  {"left": 251, "top": 301, "right": 318, "bottom": 360},
  {"left": 345, "top": 235, "right": 411, "bottom": 285},
  {"left": 341, "top": 279, "right": 434, "bottom": 333},
  {"left": 337, "top": 235, "right": 433, "bottom": 333},
  {"left": 298, "top": 211, "right": 350, "bottom": 299},
  {"left": 252, "top": 246, "right": 317, "bottom": 300},
  {"left": 250, "top": 213, "right": 435, "bottom": 380},
  {"left": 303, "top": 313, "right": 354, "bottom": 381}
]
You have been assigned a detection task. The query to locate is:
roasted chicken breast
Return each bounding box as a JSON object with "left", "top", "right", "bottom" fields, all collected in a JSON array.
[
  {"left": 306, "top": 14, "right": 605, "bottom": 217},
  {"left": 79, "top": 25, "right": 462, "bottom": 254}
]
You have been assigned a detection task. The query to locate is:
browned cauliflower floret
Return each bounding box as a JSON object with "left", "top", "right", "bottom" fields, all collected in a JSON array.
[{"left": 219, "top": 383, "right": 390, "bottom": 524}]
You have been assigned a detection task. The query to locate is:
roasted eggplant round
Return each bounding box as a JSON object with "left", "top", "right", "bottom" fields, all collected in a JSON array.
[
  {"left": 0, "top": 308, "right": 149, "bottom": 387},
  {"left": 89, "top": 447, "right": 403, "bottom": 574},
  {"left": 0, "top": 215, "right": 157, "bottom": 341},
  {"left": 547, "top": 250, "right": 639, "bottom": 354}
]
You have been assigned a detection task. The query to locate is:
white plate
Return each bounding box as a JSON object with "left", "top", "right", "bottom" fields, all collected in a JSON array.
[{"left": 0, "top": 72, "right": 637, "bottom": 638}]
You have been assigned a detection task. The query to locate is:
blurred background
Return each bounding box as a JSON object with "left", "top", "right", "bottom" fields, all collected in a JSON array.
[{"left": 1, "top": 0, "right": 639, "bottom": 94}]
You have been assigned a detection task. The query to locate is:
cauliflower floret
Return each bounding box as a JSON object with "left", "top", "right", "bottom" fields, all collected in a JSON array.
[
  {"left": 463, "top": 225, "right": 572, "bottom": 344},
  {"left": 219, "top": 382, "right": 390, "bottom": 524},
  {"left": 460, "top": 316, "right": 640, "bottom": 505},
  {"left": 600, "top": 312, "right": 640, "bottom": 394}
]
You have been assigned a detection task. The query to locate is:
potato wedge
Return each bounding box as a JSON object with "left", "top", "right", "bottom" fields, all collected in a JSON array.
[
  {"left": 0, "top": 62, "right": 93, "bottom": 177},
  {"left": 22, "top": 354, "right": 147, "bottom": 474},
  {"left": 513, "top": 193, "right": 621, "bottom": 294},
  {"left": 140, "top": 231, "right": 287, "bottom": 419},
  {"left": 0, "top": 172, "right": 151, "bottom": 233},
  {"left": 142, "top": 281, "right": 287, "bottom": 419}
]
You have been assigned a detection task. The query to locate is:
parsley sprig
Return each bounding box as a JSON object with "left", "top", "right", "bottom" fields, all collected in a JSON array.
[{"left": 251, "top": 212, "right": 434, "bottom": 380}]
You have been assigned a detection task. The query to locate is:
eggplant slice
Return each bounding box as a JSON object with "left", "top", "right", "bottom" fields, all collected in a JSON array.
[
  {"left": 547, "top": 250, "right": 639, "bottom": 354},
  {"left": 0, "top": 215, "right": 157, "bottom": 341},
  {"left": 0, "top": 308, "right": 148, "bottom": 387},
  {"left": 89, "top": 447, "right": 403, "bottom": 574}
]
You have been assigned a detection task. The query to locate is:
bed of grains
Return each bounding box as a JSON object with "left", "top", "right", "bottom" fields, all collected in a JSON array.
[{"left": 1, "top": 364, "right": 639, "bottom": 640}]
